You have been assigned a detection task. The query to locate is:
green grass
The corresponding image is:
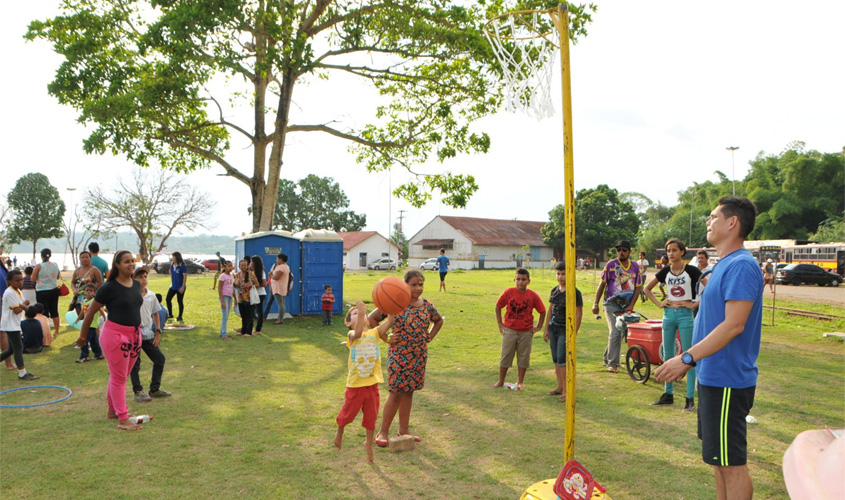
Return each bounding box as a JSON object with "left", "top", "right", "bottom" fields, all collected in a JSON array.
[{"left": 1, "top": 269, "right": 843, "bottom": 499}]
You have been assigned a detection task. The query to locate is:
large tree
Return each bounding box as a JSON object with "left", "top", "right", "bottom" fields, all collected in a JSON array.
[
  {"left": 7, "top": 173, "right": 66, "bottom": 259},
  {"left": 745, "top": 143, "right": 845, "bottom": 239},
  {"left": 27, "top": 1, "right": 595, "bottom": 232},
  {"left": 82, "top": 168, "right": 214, "bottom": 263},
  {"left": 270, "top": 174, "right": 366, "bottom": 232},
  {"left": 543, "top": 184, "right": 639, "bottom": 262}
]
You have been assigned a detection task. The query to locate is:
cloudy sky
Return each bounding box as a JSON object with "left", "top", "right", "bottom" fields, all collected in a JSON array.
[{"left": 3, "top": 0, "right": 843, "bottom": 241}]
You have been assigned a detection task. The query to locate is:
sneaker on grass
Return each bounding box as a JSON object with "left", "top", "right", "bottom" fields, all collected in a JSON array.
[
  {"left": 651, "top": 392, "right": 674, "bottom": 406},
  {"left": 18, "top": 372, "right": 39, "bottom": 381},
  {"left": 134, "top": 391, "right": 152, "bottom": 403},
  {"left": 150, "top": 389, "right": 172, "bottom": 398},
  {"left": 683, "top": 397, "right": 695, "bottom": 413}
]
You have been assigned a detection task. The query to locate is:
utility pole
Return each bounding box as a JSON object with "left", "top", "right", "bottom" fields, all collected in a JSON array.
[{"left": 397, "top": 210, "right": 406, "bottom": 234}]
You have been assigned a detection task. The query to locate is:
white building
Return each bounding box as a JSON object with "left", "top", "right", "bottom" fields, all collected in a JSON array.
[
  {"left": 408, "top": 216, "right": 554, "bottom": 270},
  {"left": 337, "top": 231, "right": 401, "bottom": 270}
]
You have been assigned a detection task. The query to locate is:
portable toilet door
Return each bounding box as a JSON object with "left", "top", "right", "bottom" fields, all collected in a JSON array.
[
  {"left": 295, "top": 229, "right": 344, "bottom": 315},
  {"left": 235, "top": 230, "right": 302, "bottom": 316}
]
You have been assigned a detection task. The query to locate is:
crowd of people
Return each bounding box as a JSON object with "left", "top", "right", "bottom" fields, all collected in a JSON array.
[{"left": 1, "top": 196, "right": 765, "bottom": 498}]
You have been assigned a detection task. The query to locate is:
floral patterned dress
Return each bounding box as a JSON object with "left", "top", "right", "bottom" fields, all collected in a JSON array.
[{"left": 387, "top": 299, "right": 439, "bottom": 393}]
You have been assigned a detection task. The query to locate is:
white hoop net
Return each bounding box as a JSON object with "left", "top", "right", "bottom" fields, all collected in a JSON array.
[{"left": 484, "top": 10, "right": 560, "bottom": 120}]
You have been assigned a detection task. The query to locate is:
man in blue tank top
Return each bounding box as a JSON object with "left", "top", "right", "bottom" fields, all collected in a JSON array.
[{"left": 655, "top": 196, "right": 763, "bottom": 500}]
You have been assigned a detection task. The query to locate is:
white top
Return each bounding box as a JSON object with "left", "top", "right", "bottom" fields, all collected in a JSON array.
[
  {"left": 1, "top": 288, "right": 24, "bottom": 332},
  {"left": 257, "top": 271, "right": 267, "bottom": 296},
  {"left": 636, "top": 259, "right": 649, "bottom": 274},
  {"left": 139, "top": 289, "right": 163, "bottom": 339}
]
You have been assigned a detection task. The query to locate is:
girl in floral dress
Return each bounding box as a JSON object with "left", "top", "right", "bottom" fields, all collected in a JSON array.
[{"left": 371, "top": 270, "right": 444, "bottom": 447}]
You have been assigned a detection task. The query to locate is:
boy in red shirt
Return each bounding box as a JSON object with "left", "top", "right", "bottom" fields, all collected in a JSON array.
[
  {"left": 321, "top": 285, "right": 335, "bottom": 326},
  {"left": 494, "top": 269, "right": 546, "bottom": 390}
]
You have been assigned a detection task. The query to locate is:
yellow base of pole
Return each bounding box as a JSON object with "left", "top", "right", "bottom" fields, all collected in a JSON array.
[{"left": 519, "top": 479, "right": 612, "bottom": 500}]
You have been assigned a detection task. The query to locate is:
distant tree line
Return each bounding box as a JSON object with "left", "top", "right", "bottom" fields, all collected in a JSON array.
[{"left": 544, "top": 143, "right": 845, "bottom": 260}]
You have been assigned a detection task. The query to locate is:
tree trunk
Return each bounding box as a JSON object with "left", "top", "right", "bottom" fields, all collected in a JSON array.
[
  {"left": 258, "top": 70, "right": 296, "bottom": 232},
  {"left": 32, "top": 240, "right": 38, "bottom": 261}
]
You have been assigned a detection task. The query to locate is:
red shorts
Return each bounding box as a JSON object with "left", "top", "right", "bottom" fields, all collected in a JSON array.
[{"left": 336, "top": 384, "right": 380, "bottom": 430}]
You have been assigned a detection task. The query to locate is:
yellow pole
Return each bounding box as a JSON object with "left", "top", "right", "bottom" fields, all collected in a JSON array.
[{"left": 551, "top": 2, "right": 576, "bottom": 465}]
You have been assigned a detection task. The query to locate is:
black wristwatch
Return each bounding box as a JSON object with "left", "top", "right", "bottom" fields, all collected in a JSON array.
[
  {"left": 681, "top": 352, "right": 696, "bottom": 367},
  {"left": 154, "top": 329, "right": 162, "bottom": 334}
]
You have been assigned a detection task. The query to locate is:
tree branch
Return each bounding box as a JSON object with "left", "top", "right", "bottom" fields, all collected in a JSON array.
[
  {"left": 167, "top": 139, "right": 252, "bottom": 185},
  {"left": 286, "top": 124, "right": 414, "bottom": 149}
]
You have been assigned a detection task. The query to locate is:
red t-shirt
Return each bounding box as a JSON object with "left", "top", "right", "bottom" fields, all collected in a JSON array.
[
  {"left": 321, "top": 293, "right": 334, "bottom": 311},
  {"left": 496, "top": 287, "right": 546, "bottom": 332}
]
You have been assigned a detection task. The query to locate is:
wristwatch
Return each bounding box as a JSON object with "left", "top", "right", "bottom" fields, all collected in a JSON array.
[
  {"left": 154, "top": 328, "right": 162, "bottom": 334},
  {"left": 681, "top": 352, "right": 696, "bottom": 367}
]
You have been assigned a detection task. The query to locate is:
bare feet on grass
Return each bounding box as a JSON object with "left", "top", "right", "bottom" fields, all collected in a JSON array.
[
  {"left": 334, "top": 427, "right": 344, "bottom": 450},
  {"left": 492, "top": 382, "right": 504, "bottom": 388},
  {"left": 365, "top": 440, "right": 374, "bottom": 463}
]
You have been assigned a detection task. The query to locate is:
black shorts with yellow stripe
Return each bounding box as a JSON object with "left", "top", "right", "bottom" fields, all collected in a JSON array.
[{"left": 697, "top": 384, "right": 756, "bottom": 466}]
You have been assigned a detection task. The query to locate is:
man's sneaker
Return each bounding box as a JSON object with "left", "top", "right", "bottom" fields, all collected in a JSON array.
[
  {"left": 651, "top": 393, "right": 674, "bottom": 406},
  {"left": 149, "top": 389, "right": 172, "bottom": 398},
  {"left": 134, "top": 391, "right": 152, "bottom": 403},
  {"left": 683, "top": 397, "right": 695, "bottom": 413},
  {"left": 18, "top": 372, "right": 39, "bottom": 381}
]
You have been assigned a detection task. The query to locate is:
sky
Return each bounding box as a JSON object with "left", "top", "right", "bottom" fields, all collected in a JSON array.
[{"left": 3, "top": 0, "right": 844, "bottom": 242}]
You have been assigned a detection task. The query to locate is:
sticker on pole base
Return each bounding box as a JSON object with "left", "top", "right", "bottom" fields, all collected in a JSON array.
[{"left": 553, "top": 460, "right": 607, "bottom": 500}]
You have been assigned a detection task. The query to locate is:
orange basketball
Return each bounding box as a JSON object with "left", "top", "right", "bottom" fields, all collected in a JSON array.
[{"left": 372, "top": 277, "right": 411, "bottom": 315}]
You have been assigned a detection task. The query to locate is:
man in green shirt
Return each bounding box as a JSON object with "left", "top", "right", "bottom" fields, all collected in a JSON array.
[{"left": 88, "top": 242, "right": 109, "bottom": 280}]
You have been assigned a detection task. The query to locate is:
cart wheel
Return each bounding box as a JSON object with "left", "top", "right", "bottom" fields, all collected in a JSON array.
[{"left": 626, "top": 346, "right": 650, "bottom": 383}]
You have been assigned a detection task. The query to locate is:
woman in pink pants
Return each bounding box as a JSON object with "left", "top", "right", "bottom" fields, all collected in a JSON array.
[{"left": 76, "top": 250, "right": 144, "bottom": 430}]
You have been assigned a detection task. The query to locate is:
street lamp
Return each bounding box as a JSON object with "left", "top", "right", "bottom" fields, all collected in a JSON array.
[
  {"left": 726, "top": 146, "right": 739, "bottom": 195},
  {"left": 66, "top": 188, "right": 77, "bottom": 268}
]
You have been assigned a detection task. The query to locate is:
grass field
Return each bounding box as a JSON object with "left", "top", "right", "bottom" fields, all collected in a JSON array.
[{"left": 1, "top": 269, "right": 842, "bottom": 499}]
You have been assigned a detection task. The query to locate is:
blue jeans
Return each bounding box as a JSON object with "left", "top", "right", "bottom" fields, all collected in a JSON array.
[
  {"left": 662, "top": 307, "right": 695, "bottom": 398},
  {"left": 548, "top": 323, "right": 567, "bottom": 366},
  {"left": 80, "top": 327, "right": 102, "bottom": 359},
  {"left": 220, "top": 296, "right": 232, "bottom": 337}
]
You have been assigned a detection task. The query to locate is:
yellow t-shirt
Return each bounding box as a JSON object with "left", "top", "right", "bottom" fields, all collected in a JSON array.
[{"left": 346, "top": 327, "right": 385, "bottom": 388}]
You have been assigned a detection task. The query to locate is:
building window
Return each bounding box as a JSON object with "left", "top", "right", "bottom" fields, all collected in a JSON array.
[{"left": 422, "top": 243, "right": 453, "bottom": 250}]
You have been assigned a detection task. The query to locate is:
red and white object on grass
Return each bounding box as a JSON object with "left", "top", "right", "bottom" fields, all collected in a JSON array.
[{"left": 553, "top": 460, "right": 607, "bottom": 500}]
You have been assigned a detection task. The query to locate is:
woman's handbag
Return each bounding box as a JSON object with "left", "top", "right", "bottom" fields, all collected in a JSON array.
[
  {"left": 249, "top": 286, "right": 260, "bottom": 305},
  {"left": 58, "top": 283, "right": 70, "bottom": 297}
]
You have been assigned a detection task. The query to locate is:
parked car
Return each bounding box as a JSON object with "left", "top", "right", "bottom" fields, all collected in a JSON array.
[
  {"left": 776, "top": 263, "right": 842, "bottom": 287},
  {"left": 367, "top": 258, "right": 397, "bottom": 271},
  {"left": 420, "top": 258, "right": 438, "bottom": 271},
  {"left": 201, "top": 258, "right": 220, "bottom": 271},
  {"left": 154, "top": 259, "right": 208, "bottom": 275}
]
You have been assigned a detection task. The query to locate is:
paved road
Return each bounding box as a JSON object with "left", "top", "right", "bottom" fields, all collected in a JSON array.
[{"left": 769, "top": 283, "right": 845, "bottom": 307}]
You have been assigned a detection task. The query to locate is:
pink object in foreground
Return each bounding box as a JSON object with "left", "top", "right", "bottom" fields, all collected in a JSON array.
[{"left": 782, "top": 428, "right": 844, "bottom": 500}]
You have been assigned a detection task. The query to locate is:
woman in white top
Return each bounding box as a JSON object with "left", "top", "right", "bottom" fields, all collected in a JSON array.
[
  {"left": 31, "top": 248, "right": 61, "bottom": 338},
  {"left": 249, "top": 256, "right": 267, "bottom": 335},
  {"left": 643, "top": 238, "right": 705, "bottom": 413}
]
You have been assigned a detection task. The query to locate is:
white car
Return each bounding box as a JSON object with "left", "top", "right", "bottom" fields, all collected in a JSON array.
[
  {"left": 419, "top": 258, "right": 438, "bottom": 271},
  {"left": 367, "top": 258, "right": 397, "bottom": 270}
]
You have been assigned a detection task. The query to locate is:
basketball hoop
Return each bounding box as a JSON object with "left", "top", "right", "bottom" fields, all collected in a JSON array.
[{"left": 484, "top": 8, "right": 562, "bottom": 119}]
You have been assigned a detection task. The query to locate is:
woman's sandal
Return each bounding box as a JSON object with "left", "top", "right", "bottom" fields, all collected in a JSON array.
[
  {"left": 375, "top": 437, "right": 389, "bottom": 448},
  {"left": 117, "top": 422, "right": 143, "bottom": 431}
]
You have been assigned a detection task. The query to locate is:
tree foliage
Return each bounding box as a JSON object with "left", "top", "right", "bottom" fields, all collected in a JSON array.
[
  {"left": 0, "top": 197, "right": 13, "bottom": 257},
  {"left": 269, "top": 174, "right": 366, "bottom": 232},
  {"left": 7, "top": 173, "right": 66, "bottom": 259},
  {"left": 27, "top": 0, "right": 596, "bottom": 232},
  {"left": 82, "top": 168, "right": 214, "bottom": 263},
  {"left": 543, "top": 184, "right": 639, "bottom": 261},
  {"left": 745, "top": 144, "right": 845, "bottom": 239}
]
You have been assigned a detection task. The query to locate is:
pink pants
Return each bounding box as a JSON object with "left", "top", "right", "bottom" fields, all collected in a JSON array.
[{"left": 99, "top": 320, "right": 142, "bottom": 420}]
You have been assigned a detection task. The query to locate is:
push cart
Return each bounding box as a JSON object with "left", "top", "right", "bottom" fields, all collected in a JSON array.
[{"left": 624, "top": 320, "right": 681, "bottom": 384}]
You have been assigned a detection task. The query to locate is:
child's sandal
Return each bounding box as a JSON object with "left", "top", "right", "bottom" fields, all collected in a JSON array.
[{"left": 76, "top": 357, "right": 91, "bottom": 363}]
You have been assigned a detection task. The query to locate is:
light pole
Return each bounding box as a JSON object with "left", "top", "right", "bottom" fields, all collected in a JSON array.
[
  {"left": 726, "top": 146, "right": 739, "bottom": 195},
  {"left": 64, "top": 187, "right": 77, "bottom": 269}
]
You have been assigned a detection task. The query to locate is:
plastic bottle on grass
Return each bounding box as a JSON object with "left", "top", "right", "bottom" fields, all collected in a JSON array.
[
  {"left": 504, "top": 383, "right": 518, "bottom": 390},
  {"left": 129, "top": 415, "right": 153, "bottom": 424}
]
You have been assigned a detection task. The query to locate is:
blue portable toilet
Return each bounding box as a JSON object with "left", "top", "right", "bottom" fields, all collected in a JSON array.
[
  {"left": 295, "top": 229, "right": 344, "bottom": 315},
  {"left": 235, "top": 231, "right": 302, "bottom": 317}
]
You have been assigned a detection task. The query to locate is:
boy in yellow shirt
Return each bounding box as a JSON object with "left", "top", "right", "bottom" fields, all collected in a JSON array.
[{"left": 334, "top": 300, "right": 393, "bottom": 463}]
